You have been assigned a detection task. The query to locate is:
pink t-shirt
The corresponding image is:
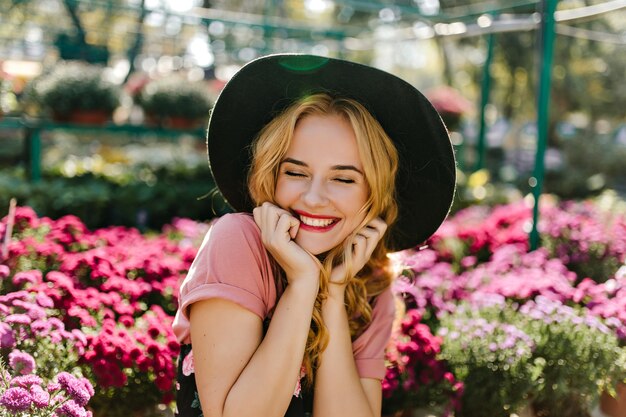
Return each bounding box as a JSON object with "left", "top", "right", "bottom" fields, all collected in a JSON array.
[{"left": 172, "top": 213, "right": 395, "bottom": 380}]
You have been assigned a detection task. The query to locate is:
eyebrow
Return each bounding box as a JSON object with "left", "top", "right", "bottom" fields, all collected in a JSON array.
[{"left": 281, "top": 157, "right": 364, "bottom": 176}]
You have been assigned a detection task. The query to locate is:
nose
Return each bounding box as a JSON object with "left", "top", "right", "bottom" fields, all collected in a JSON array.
[{"left": 301, "top": 179, "right": 329, "bottom": 207}]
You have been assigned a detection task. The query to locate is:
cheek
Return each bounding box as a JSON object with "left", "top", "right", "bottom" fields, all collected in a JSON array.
[
  {"left": 331, "top": 187, "right": 369, "bottom": 220},
  {"left": 274, "top": 180, "right": 299, "bottom": 206}
]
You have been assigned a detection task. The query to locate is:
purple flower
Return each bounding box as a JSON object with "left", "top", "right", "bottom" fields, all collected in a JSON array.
[
  {"left": 47, "top": 381, "right": 62, "bottom": 392},
  {"left": 57, "top": 372, "right": 91, "bottom": 406},
  {"left": 0, "top": 386, "right": 32, "bottom": 411},
  {"left": 0, "top": 322, "right": 16, "bottom": 348},
  {"left": 31, "top": 319, "right": 52, "bottom": 336},
  {"left": 55, "top": 399, "right": 88, "bottom": 417},
  {"left": 79, "top": 377, "right": 95, "bottom": 397},
  {"left": 10, "top": 374, "right": 43, "bottom": 388},
  {"left": 9, "top": 350, "right": 36, "bottom": 375},
  {"left": 30, "top": 384, "right": 50, "bottom": 407}
]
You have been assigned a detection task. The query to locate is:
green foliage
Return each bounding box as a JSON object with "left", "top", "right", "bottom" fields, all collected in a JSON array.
[
  {"left": 27, "top": 61, "right": 121, "bottom": 119},
  {"left": 543, "top": 130, "right": 626, "bottom": 200},
  {"left": 0, "top": 167, "right": 229, "bottom": 231},
  {"left": 438, "top": 303, "right": 539, "bottom": 417},
  {"left": 522, "top": 300, "right": 625, "bottom": 417},
  {"left": 137, "top": 77, "right": 213, "bottom": 121},
  {"left": 438, "top": 298, "right": 625, "bottom": 417}
]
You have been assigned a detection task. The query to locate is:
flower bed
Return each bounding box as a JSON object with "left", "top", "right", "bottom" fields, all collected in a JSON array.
[
  {"left": 384, "top": 192, "right": 626, "bottom": 416},
  {"left": 1, "top": 208, "right": 208, "bottom": 416},
  {"left": 1, "top": 192, "right": 625, "bottom": 416}
]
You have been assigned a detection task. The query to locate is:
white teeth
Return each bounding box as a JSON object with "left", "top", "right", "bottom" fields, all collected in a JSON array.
[{"left": 299, "top": 215, "right": 334, "bottom": 227}]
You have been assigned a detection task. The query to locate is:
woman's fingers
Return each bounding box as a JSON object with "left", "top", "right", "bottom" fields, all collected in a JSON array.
[
  {"left": 352, "top": 218, "right": 388, "bottom": 265},
  {"left": 275, "top": 211, "right": 299, "bottom": 243},
  {"left": 253, "top": 202, "right": 319, "bottom": 283},
  {"left": 254, "top": 202, "right": 294, "bottom": 243}
]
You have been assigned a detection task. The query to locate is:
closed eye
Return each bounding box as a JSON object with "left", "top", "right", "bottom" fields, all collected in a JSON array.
[
  {"left": 334, "top": 178, "right": 355, "bottom": 184},
  {"left": 285, "top": 171, "right": 306, "bottom": 178}
]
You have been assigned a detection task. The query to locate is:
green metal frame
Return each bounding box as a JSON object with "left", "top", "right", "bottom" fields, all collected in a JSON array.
[
  {"left": 476, "top": 31, "right": 495, "bottom": 172},
  {"left": 0, "top": 117, "right": 205, "bottom": 183},
  {"left": 530, "top": 0, "right": 558, "bottom": 250}
]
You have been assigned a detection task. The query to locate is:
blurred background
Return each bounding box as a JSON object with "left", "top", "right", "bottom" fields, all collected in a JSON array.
[{"left": 0, "top": 0, "right": 624, "bottom": 230}]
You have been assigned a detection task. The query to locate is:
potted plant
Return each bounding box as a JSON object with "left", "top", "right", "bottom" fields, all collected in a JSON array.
[
  {"left": 136, "top": 76, "right": 212, "bottom": 129},
  {"left": 519, "top": 297, "right": 625, "bottom": 417},
  {"left": 435, "top": 296, "right": 625, "bottom": 417},
  {"left": 382, "top": 308, "right": 463, "bottom": 417},
  {"left": 29, "top": 61, "right": 120, "bottom": 124},
  {"left": 437, "top": 301, "right": 538, "bottom": 417}
]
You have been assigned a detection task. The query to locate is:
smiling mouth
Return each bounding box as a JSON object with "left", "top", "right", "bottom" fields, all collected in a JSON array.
[{"left": 295, "top": 211, "right": 340, "bottom": 231}]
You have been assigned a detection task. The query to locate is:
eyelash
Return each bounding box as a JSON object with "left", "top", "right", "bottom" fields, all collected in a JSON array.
[
  {"left": 285, "top": 171, "right": 306, "bottom": 178},
  {"left": 284, "top": 171, "right": 355, "bottom": 184}
]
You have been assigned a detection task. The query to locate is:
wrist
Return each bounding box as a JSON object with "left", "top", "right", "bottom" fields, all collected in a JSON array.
[
  {"left": 285, "top": 275, "right": 320, "bottom": 294},
  {"left": 326, "top": 284, "right": 346, "bottom": 303}
]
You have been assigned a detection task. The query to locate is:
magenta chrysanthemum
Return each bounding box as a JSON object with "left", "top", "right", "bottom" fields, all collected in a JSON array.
[
  {"left": 57, "top": 372, "right": 91, "bottom": 406},
  {"left": 8, "top": 349, "right": 36, "bottom": 375},
  {"left": 12, "top": 270, "right": 43, "bottom": 286},
  {"left": 55, "top": 399, "right": 88, "bottom": 417},
  {"left": 0, "top": 322, "right": 16, "bottom": 348},
  {"left": 10, "top": 374, "right": 43, "bottom": 388},
  {"left": 0, "top": 386, "right": 32, "bottom": 411},
  {"left": 30, "top": 384, "right": 51, "bottom": 407}
]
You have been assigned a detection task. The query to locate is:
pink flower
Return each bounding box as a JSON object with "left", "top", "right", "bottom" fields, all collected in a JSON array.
[
  {"left": 10, "top": 374, "right": 43, "bottom": 388},
  {"left": 9, "top": 349, "right": 36, "bottom": 375},
  {"left": 5, "top": 313, "right": 32, "bottom": 325},
  {"left": 56, "top": 399, "right": 88, "bottom": 417},
  {"left": 80, "top": 377, "right": 95, "bottom": 397},
  {"left": 0, "top": 264, "right": 10, "bottom": 279},
  {"left": 182, "top": 349, "right": 195, "bottom": 376},
  {"left": 30, "top": 384, "right": 51, "bottom": 407},
  {"left": 35, "top": 292, "right": 55, "bottom": 308},
  {"left": 0, "top": 322, "right": 16, "bottom": 348},
  {"left": 47, "top": 381, "right": 61, "bottom": 392},
  {"left": 0, "top": 386, "right": 32, "bottom": 411},
  {"left": 57, "top": 372, "right": 91, "bottom": 406},
  {"left": 12, "top": 270, "right": 43, "bottom": 286}
]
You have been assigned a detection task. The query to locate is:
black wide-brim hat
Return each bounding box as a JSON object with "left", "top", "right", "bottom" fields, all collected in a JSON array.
[{"left": 207, "top": 54, "right": 456, "bottom": 252}]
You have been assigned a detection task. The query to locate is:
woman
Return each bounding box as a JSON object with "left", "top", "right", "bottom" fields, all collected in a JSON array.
[{"left": 172, "top": 54, "right": 456, "bottom": 417}]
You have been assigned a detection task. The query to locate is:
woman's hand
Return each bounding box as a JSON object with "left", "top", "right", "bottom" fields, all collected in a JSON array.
[
  {"left": 329, "top": 218, "right": 387, "bottom": 288},
  {"left": 253, "top": 202, "right": 320, "bottom": 285}
]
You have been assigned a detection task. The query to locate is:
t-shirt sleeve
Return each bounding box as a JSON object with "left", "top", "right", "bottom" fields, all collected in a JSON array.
[
  {"left": 352, "top": 288, "right": 396, "bottom": 380},
  {"left": 172, "top": 213, "right": 277, "bottom": 344}
]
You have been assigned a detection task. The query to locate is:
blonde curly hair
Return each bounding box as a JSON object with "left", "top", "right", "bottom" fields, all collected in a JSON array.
[{"left": 247, "top": 93, "right": 399, "bottom": 386}]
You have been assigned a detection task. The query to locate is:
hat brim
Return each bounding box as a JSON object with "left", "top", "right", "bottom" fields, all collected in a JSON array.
[{"left": 207, "top": 54, "right": 456, "bottom": 251}]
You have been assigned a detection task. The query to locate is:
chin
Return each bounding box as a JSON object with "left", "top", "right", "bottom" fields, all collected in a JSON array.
[{"left": 296, "top": 238, "right": 337, "bottom": 257}]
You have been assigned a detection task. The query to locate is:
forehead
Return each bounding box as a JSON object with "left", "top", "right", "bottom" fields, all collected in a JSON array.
[{"left": 286, "top": 114, "right": 362, "bottom": 167}]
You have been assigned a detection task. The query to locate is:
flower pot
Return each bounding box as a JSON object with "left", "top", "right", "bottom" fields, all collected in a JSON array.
[
  {"left": 167, "top": 116, "right": 203, "bottom": 130},
  {"left": 600, "top": 383, "right": 626, "bottom": 417},
  {"left": 53, "top": 109, "right": 110, "bottom": 125},
  {"left": 145, "top": 114, "right": 203, "bottom": 130}
]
